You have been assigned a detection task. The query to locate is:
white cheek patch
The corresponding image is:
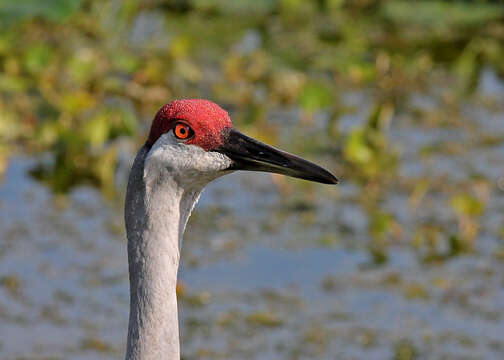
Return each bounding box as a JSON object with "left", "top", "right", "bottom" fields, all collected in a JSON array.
[
  {"left": 154, "top": 131, "right": 178, "bottom": 147},
  {"left": 144, "top": 132, "right": 234, "bottom": 188}
]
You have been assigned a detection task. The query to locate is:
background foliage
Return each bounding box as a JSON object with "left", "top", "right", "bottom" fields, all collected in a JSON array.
[{"left": 1, "top": 0, "right": 504, "bottom": 359}]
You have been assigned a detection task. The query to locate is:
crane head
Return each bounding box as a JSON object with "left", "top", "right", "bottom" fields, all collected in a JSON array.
[{"left": 145, "top": 99, "right": 338, "bottom": 186}]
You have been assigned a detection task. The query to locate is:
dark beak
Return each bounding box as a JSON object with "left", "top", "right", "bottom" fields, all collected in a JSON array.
[{"left": 214, "top": 129, "right": 338, "bottom": 185}]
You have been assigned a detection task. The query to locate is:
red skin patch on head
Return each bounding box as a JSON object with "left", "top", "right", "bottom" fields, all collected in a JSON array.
[{"left": 146, "top": 99, "right": 233, "bottom": 151}]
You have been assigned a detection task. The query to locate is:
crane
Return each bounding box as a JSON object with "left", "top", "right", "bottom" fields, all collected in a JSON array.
[{"left": 124, "top": 99, "right": 338, "bottom": 360}]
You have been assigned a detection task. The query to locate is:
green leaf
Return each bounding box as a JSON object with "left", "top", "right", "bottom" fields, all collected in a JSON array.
[
  {"left": 299, "top": 81, "right": 333, "bottom": 113},
  {"left": 0, "top": 0, "right": 82, "bottom": 25},
  {"left": 192, "top": 0, "right": 276, "bottom": 15},
  {"left": 24, "top": 44, "right": 52, "bottom": 74},
  {"left": 84, "top": 114, "right": 110, "bottom": 148},
  {"left": 0, "top": 74, "right": 28, "bottom": 92},
  {"left": 450, "top": 195, "right": 485, "bottom": 217},
  {"left": 383, "top": 1, "right": 504, "bottom": 27},
  {"left": 344, "top": 129, "right": 372, "bottom": 164}
]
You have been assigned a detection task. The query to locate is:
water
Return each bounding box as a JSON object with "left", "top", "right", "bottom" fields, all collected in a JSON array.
[{"left": 1, "top": 129, "right": 504, "bottom": 359}]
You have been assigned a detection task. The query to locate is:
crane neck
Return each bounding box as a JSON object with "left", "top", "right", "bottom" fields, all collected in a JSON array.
[{"left": 124, "top": 145, "right": 201, "bottom": 360}]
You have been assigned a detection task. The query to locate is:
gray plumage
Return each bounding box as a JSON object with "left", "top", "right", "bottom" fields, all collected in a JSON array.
[{"left": 125, "top": 133, "right": 232, "bottom": 360}]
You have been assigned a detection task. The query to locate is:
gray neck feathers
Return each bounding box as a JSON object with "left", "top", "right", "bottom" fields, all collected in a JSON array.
[{"left": 124, "top": 145, "right": 201, "bottom": 360}]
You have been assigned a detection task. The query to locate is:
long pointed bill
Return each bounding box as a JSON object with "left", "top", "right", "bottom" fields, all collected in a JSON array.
[{"left": 215, "top": 129, "right": 338, "bottom": 184}]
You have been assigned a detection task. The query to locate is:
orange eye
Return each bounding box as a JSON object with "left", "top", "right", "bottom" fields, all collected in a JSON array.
[{"left": 173, "top": 123, "right": 193, "bottom": 140}]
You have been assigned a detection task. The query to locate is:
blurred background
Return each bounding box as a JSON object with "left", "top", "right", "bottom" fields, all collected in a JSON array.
[{"left": 1, "top": 0, "right": 504, "bottom": 359}]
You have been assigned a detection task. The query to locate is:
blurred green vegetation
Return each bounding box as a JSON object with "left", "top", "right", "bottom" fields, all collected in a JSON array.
[{"left": 1, "top": 0, "right": 503, "bottom": 261}]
